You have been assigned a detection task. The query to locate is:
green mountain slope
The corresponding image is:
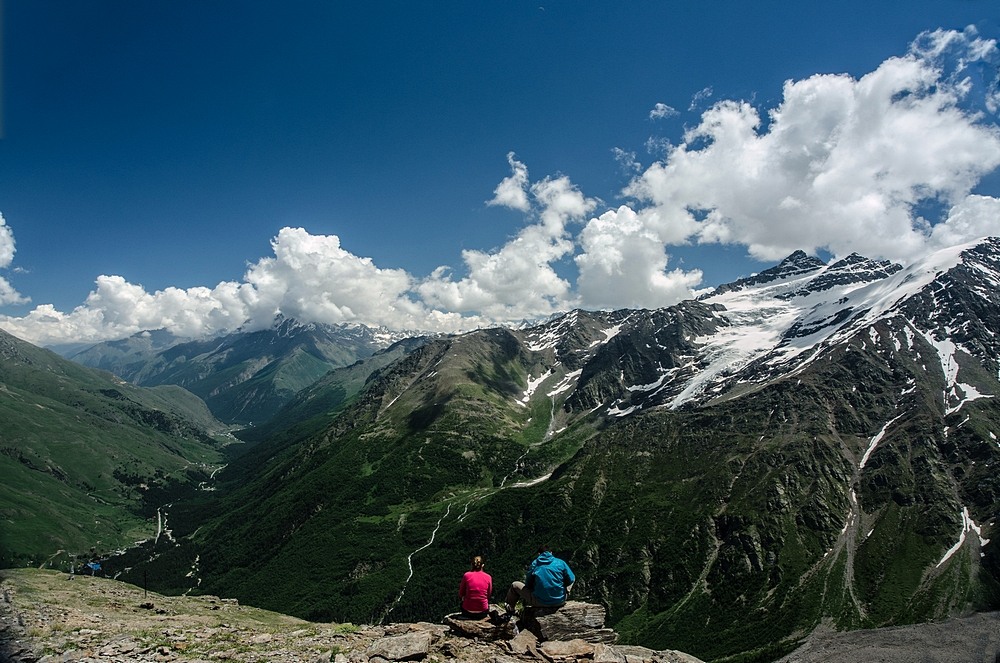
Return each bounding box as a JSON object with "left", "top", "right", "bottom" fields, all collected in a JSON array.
[
  {"left": 0, "top": 329, "right": 229, "bottom": 565},
  {"left": 110, "top": 327, "right": 596, "bottom": 616},
  {"left": 70, "top": 319, "right": 414, "bottom": 425},
  {"left": 235, "top": 336, "right": 430, "bottom": 446}
]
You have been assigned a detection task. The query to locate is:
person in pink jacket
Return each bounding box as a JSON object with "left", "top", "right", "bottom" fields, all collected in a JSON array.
[{"left": 459, "top": 555, "right": 493, "bottom": 618}]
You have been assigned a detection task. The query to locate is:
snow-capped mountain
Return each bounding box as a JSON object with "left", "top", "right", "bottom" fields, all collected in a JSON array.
[{"left": 515, "top": 237, "right": 999, "bottom": 419}]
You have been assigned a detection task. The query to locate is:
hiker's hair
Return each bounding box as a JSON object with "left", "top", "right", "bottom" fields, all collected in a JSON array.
[
  {"left": 471, "top": 555, "right": 485, "bottom": 571},
  {"left": 537, "top": 545, "right": 551, "bottom": 554}
]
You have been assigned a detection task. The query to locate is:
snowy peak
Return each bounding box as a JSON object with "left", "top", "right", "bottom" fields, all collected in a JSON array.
[
  {"left": 895, "top": 236, "right": 1000, "bottom": 372},
  {"left": 268, "top": 315, "right": 420, "bottom": 346},
  {"left": 707, "top": 249, "right": 826, "bottom": 297},
  {"left": 705, "top": 249, "right": 904, "bottom": 303},
  {"left": 69, "top": 316, "right": 425, "bottom": 425},
  {"left": 510, "top": 238, "right": 1000, "bottom": 419},
  {"left": 788, "top": 252, "right": 902, "bottom": 298}
]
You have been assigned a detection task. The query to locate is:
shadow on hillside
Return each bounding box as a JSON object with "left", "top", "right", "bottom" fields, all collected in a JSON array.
[
  {"left": 0, "top": 615, "right": 22, "bottom": 663},
  {"left": 0, "top": 566, "right": 26, "bottom": 663}
]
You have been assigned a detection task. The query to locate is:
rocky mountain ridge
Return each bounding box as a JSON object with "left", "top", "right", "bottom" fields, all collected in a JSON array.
[{"left": 4, "top": 570, "right": 1000, "bottom": 663}]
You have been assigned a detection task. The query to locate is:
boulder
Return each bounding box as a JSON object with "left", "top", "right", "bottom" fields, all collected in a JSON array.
[
  {"left": 506, "top": 628, "right": 540, "bottom": 656},
  {"left": 522, "top": 601, "right": 618, "bottom": 644}
]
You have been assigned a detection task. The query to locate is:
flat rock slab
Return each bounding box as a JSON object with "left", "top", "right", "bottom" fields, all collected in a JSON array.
[
  {"left": 443, "top": 612, "right": 516, "bottom": 640},
  {"left": 540, "top": 638, "right": 596, "bottom": 660},
  {"left": 506, "top": 629, "right": 540, "bottom": 656},
  {"left": 524, "top": 601, "right": 618, "bottom": 644},
  {"left": 594, "top": 643, "right": 706, "bottom": 663},
  {"left": 366, "top": 631, "right": 434, "bottom": 661}
]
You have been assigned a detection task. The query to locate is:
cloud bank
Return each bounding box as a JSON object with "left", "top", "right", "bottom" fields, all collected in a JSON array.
[{"left": 2, "top": 27, "right": 1000, "bottom": 347}]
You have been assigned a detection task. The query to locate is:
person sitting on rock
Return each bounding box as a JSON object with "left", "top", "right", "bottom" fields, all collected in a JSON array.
[
  {"left": 504, "top": 545, "right": 575, "bottom": 616},
  {"left": 459, "top": 555, "right": 493, "bottom": 619}
]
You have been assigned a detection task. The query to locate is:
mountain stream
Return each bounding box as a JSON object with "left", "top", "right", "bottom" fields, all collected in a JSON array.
[{"left": 380, "top": 379, "right": 567, "bottom": 622}]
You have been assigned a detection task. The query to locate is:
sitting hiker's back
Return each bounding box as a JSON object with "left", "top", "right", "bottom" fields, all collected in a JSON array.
[
  {"left": 459, "top": 555, "right": 492, "bottom": 618},
  {"left": 505, "top": 545, "right": 575, "bottom": 615}
]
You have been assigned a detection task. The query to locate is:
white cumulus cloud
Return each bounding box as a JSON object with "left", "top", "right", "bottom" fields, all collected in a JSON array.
[
  {"left": 649, "top": 102, "right": 679, "bottom": 120},
  {"left": 624, "top": 27, "right": 1000, "bottom": 264},
  {"left": 576, "top": 205, "right": 703, "bottom": 310},
  {"left": 0, "top": 214, "right": 29, "bottom": 306},
  {"left": 487, "top": 152, "right": 531, "bottom": 212},
  {"left": 242, "top": 228, "right": 423, "bottom": 329},
  {"left": 0, "top": 228, "right": 460, "bottom": 346},
  {"left": 419, "top": 172, "right": 598, "bottom": 320}
]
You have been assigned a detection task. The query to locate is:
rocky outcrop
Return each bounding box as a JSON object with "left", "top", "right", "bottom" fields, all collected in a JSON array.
[
  {"left": 776, "top": 612, "right": 1000, "bottom": 663},
  {"left": 440, "top": 602, "right": 700, "bottom": 663}
]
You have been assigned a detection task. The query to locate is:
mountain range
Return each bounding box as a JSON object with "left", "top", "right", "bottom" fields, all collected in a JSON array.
[
  {"left": 66, "top": 317, "right": 418, "bottom": 425},
  {"left": 5, "top": 237, "right": 1000, "bottom": 661}
]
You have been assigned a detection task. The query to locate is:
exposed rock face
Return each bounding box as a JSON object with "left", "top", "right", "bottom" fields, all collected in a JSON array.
[
  {"left": 593, "top": 644, "right": 705, "bottom": 663},
  {"left": 443, "top": 611, "right": 515, "bottom": 640}
]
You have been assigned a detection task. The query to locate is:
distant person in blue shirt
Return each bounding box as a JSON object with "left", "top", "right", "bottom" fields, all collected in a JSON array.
[{"left": 504, "top": 545, "right": 575, "bottom": 615}]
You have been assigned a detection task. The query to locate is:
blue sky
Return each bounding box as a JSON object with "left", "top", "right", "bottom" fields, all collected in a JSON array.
[{"left": 2, "top": 1, "right": 1000, "bottom": 346}]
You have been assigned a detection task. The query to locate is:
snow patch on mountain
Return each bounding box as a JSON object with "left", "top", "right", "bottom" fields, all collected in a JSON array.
[
  {"left": 937, "top": 507, "right": 991, "bottom": 568},
  {"left": 525, "top": 311, "right": 580, "bottom": 351},
  {"left": 590, "top": 316, "right": 633, "bottom": 348},
  {"left": 513, "top": 238, "right": 1000, "bottom": 421},
  {"left": 860, "top": 415, "right": 904, "bottom": 469},
  {"left": 547, "top": 370, "right": 582, "bottom": 397},
  {"left": 919, "top": 330, "right": 994, "bottom": 415},
  {"left": 519, "top": 369, "right": 555, "bottom": 406},
  {"left": 666, "top": 239, "right": 990, "bottom": 408}
]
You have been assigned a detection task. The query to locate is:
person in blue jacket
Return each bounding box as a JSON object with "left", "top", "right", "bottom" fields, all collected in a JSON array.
[{"left": 504, "top": 545, "right": 575, "bottom": 615}]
